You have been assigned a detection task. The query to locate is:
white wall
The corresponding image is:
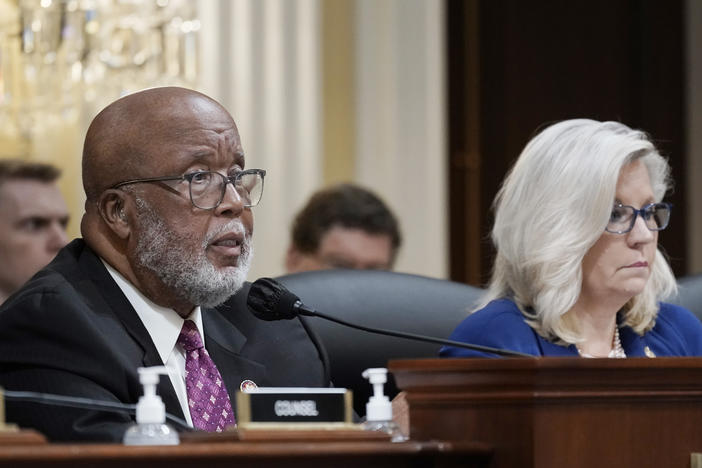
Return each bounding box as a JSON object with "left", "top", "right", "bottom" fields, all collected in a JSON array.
[
  {"left": 355, "top": 0, "right": 447, "bottom": 278},
  {"left": 198, "top": 0, "right": 448, "bottom": 280},
  {"left": 198, "top": 0, "right": 323, "bottom": 279}
]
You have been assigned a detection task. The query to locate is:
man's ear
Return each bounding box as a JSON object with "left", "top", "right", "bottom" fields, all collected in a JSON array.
[
  {"left": 285, "top": 245, "right": 302, "bottom": 272},
  {"left": 98, "top": 189, "right": 131, "bottom": 239}
]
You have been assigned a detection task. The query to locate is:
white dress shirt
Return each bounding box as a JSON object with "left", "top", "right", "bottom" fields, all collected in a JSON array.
[{"left": 103, "top": 260, "right": 201, "bottom": 427}]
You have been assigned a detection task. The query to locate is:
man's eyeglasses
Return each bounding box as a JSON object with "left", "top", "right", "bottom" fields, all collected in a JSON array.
[
  {"left": 111, "top": 169, "right": 266, "bottom": 210},
  {"left": 605, "top": 202, "right": 672, "bottom": 234}
]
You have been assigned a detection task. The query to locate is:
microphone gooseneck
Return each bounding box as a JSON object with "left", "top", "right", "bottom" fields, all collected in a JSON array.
[
  {"left": 247, "top": 277, "right": 532, "bottom": 358},
  {"left": 3, "top": 390, "right": 191, "bottom": 430}
]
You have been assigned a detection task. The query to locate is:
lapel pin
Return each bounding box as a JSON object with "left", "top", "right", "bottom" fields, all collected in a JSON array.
[{"left": 240, "top": 379, "right": 258, "bottom": 392}]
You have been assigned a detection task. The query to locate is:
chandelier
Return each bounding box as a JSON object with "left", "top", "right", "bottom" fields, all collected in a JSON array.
[{"left": 0, "top": 0, "right": 200, "bottom": 158}]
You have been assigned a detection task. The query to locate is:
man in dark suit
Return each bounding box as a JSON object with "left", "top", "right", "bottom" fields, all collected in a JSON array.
[{"left": 0, "top": 87, "right": 329, "bottom": 442}]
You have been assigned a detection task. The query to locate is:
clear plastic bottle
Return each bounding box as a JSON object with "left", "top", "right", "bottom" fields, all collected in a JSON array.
[
  {"left": 123, "top": 366, "right": 180, "bottom": 446},
  {"left": 360, "top": 368, "right": 408, "bottom": 442},
  {"left": 123, "top": 422, "right": 179, "bottom": 445},
  {"left": 361, "top": 418, "right": 407, "bottom": 442}
]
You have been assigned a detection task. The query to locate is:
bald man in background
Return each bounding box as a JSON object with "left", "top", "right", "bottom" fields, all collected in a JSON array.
[{"left": 0, "top": 160, "right": 69, "bottom": 303}]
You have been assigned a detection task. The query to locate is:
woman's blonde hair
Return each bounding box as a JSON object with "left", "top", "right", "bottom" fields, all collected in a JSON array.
[{"left": 480, "top": 119, "right": 677, "bottom": 344}]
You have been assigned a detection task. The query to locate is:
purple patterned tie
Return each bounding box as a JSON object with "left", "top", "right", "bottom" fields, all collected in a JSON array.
[{"left": 178, "top": 320, "right": 235, "bottom": 431}]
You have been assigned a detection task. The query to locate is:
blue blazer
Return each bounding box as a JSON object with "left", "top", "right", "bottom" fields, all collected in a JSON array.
[{"left": 439, "top": 298, "right": 702, "bottom": 357}]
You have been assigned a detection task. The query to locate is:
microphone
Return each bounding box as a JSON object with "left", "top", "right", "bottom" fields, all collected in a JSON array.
[{"left": 247, "top": 277, "right": 532, "bottom": 358}]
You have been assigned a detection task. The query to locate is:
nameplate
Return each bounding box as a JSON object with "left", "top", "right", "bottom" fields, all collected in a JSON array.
[{"left": 236, "top": 387, "right": 353, "bottom": 427}]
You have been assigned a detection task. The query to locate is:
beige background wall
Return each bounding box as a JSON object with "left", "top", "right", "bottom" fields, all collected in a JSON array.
[
  {"left": 197, "top": 0, "right": 448, "bottom": 280},
  {"left": 2, "top": 0, "right": 699, "bottom": 278}
]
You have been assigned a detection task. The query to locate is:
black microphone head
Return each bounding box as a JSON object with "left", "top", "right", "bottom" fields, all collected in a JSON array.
[{"left": 247, "top": 277, "right": 302, "bottom": 321}]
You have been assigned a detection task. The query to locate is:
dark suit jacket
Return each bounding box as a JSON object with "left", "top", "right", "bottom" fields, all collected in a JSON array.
[{"left": 0, "top": 239, "right": 329, "bottom": 442}]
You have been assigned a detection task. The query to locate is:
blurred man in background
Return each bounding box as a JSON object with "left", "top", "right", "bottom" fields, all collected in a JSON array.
[
  {"left": 285, "top": 183, "right": 401, "bottom": 272},
  {"left": 0, "top": 160, "right": 69, "bottom": 303}
]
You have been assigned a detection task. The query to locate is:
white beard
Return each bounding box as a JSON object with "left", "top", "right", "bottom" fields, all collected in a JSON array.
[{"left": 134, "top": 198, "right": 253, "bottom": 308}]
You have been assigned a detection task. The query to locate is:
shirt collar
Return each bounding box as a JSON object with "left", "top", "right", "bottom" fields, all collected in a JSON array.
[{"left": 101, "top": 259, "right": 204, "bottom": 364}]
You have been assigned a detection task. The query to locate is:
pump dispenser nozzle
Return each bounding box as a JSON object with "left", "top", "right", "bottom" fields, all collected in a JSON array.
[
  {"left": 360, "top": 367, "right": 407, "bottom": 442},
  {"left": 361, "top": 368, "right": 392, "bottom": 422},
  {"left": 135, "top": 366, "right": 169, "bottom": 425}
]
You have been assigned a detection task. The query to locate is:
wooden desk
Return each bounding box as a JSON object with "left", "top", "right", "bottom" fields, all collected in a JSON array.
[
  {"left": 0, "top": 433, "right": 492, "bottom": 468},
  {"left": 12, "top": 357, "right": 702, "bottom": 467},
  {"left": 391, "top": 357, "right": 702, "bottom": 468}
]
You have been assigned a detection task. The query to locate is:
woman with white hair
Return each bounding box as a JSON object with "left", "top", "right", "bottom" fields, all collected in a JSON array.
[{"left": 441, "top": 119, "right": 702, "bottom": 358}]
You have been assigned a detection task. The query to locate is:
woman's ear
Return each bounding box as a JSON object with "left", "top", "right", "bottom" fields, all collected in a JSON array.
[{"left": 98, "top": 189, "right": 131, "bottom": 239}]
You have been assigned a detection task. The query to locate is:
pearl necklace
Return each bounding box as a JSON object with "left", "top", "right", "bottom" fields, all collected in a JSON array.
[{"left": 577, "top": 327, "right": 626, "bottom": 358}]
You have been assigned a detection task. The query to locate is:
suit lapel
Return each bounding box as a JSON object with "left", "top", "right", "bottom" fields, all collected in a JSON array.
[
  {"left": 203, "top": 308, "right": 267, "bottom": 405},
  {"left": 74, "top": 242, "right": 184, "bottom": 420},
  {"left": 619, "top": 326, "right": 645, "bottom": 357},
  {"left": 72, "top": 241, "right": 273, "bottom": 421}
]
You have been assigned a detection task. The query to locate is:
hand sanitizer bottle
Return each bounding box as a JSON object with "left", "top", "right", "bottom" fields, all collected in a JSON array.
[
  {"left": 361, "top": 368, "right": 407, "bottom": 442},
  {"left": 123, "top": 366, "right": 180, "bottom": 445}
]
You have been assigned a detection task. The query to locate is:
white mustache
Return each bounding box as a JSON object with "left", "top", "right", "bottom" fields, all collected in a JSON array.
[{"left": 203, "top": 219, "right": 250, "bottom": 249}]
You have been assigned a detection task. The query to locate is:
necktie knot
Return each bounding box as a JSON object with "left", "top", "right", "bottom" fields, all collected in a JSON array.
[{"left": 178, "top": 320, "right": 204, "bottom": 352}]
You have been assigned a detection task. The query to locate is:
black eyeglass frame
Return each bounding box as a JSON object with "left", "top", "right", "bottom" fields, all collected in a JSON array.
[
  {"left": 111, "top": 168, "right": 266, "bottom": 209},
  {"left": 604, "top": 201, "right": 672, "bottom": 234}
]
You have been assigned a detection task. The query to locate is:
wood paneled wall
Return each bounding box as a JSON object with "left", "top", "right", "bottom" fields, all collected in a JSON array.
[{"left": 448, "top": 0, "right": 686, "bottom": 285}]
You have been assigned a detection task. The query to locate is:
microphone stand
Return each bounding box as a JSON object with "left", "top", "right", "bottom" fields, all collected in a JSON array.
[
  {"left": 296, "top": 305, "right": 533, "bottom": 358},
  {"left": 2, "top": 390, "right": 191, "bottom": 430}
]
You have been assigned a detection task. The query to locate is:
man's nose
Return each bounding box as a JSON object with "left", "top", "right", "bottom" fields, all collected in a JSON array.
[{"left": 214, "top": 181, "right": 245, "bottom": 217}]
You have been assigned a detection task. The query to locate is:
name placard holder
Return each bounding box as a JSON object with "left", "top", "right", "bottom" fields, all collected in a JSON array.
[{"left": 236, "top": 387, "right": 354, "bottom": 429}]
